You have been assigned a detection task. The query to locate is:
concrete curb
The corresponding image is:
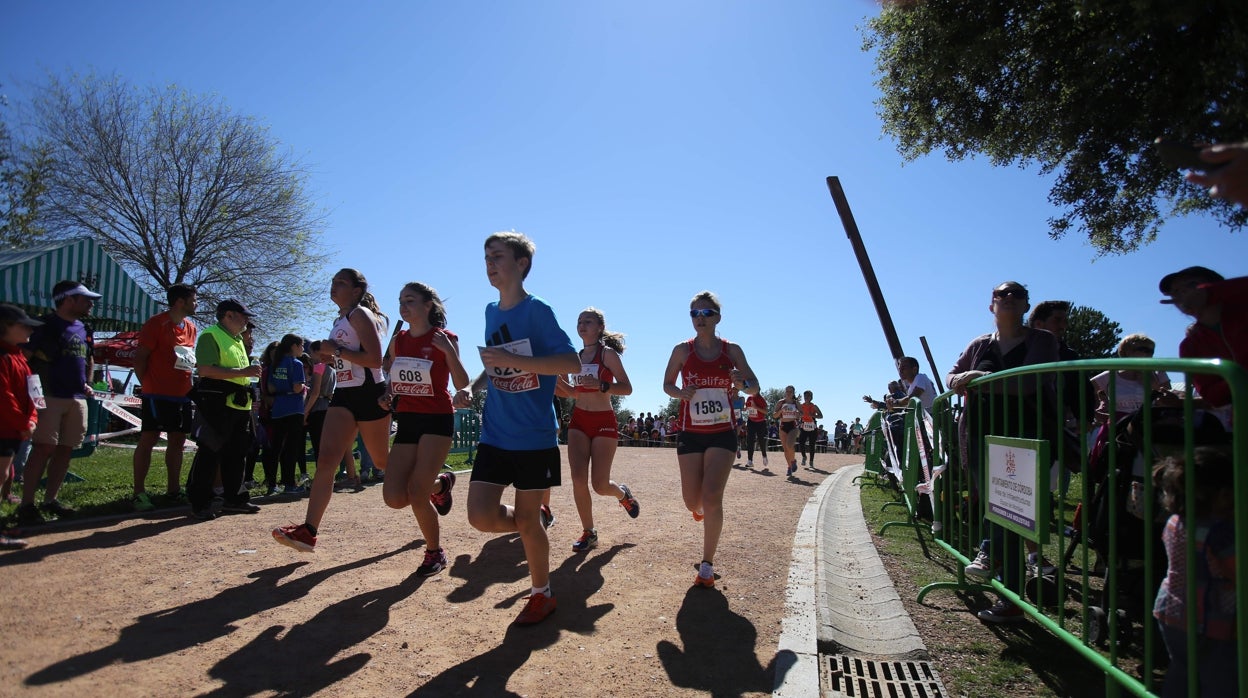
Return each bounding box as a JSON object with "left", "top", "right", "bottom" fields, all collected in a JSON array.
[{"left": 774, "top": 464, "right": 928, "bottom": 697}]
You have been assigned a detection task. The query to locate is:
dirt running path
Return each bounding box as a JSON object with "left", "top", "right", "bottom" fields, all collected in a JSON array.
[{"left": 0, "top": 448, "right": 858, "bottom": 697}]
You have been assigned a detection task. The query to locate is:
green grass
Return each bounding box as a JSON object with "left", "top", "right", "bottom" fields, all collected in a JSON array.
[
  {"left": 2, "top": 443, "right": 475, "bottom": 524},
  {"left": 859, "top": 477, "right": 1111, "bottom": 698}
]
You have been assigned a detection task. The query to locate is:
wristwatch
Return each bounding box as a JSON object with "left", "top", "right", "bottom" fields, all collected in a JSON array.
[{"left": 600, "top": 382, "right": 611, "bottom": 393}]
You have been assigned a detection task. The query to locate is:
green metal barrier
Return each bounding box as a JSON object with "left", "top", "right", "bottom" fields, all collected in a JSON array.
[
  {"left": 451, "top": 408, "right": 480, "bottom": 464},
  {"left": 909, "top": 357, "right": 1245, "bottom": 697},
  {"left": 860, "top": 411, "right": 885, "bottom": 476}
]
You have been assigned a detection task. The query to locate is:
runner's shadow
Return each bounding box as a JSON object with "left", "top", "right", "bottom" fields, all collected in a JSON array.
[
  {"left": 445, "top": 533, "right": 530, "bottom": 603},
  {"left": 408, "top": 543, "right": 634, "bottom": 695},
  {"left": 24, "top": 542, "right": 419, "bottom": 687},
  {"left": 407, "top": 614, "right": 560, "bottom": 697},
  {"left": 656, "top": 587, "right": 782, "bottom": 697},
  {"left": 201, "top": 570, "right": 430, "bottom": 697},
  {"left": 0, "top": 515, "right": 198, "bottom": 567}
]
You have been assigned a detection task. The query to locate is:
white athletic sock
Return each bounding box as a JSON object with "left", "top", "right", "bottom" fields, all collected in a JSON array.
[
  {"left": 699, "top": 561, "right": 713, "bottom": 579},
  {"left": 531, "top": 584, "right": 551, "bottom": 598}
]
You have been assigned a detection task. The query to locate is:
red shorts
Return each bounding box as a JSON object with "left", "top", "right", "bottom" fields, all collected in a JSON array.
[{"left": 569, "top": 407, "right": 619, "bottom": 439}]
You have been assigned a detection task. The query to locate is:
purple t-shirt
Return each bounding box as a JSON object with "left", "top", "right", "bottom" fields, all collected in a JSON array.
[{"left": 26, "top": 314, "right": 92, "bottom": 399}]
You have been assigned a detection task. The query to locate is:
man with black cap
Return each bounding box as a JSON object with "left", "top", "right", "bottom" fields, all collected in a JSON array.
[
  {"left": 186, "top": 299, "right": 262, "bottom": 520},
  {"left": 1159, "top": 266, "right": 1248, "bottom": 408},
  {"left": 17, "top": 280, "right": 101, "bottom": 525}
]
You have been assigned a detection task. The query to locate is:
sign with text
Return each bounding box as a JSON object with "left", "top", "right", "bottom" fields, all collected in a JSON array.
[{"left": 983, "top": 436, "right": 1050, "bottom": 543}]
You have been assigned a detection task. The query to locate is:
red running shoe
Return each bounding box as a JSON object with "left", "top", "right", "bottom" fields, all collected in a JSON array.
[
  {"left": 272, "top": 523, "right": 317, "bottom": 552},
  {"left": 514, "top": 593, "right": 557, "bottom": 625}
]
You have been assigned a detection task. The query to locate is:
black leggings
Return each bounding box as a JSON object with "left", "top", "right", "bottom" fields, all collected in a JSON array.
[
  {"left": 798, "top": 428, "right": 818, "bottom": 460},
  {"left": 269, "top": 414, "right": 305, "bottom": 487},
  {"left": 745, "top": 421, "right": 768, "bottom": 459}
]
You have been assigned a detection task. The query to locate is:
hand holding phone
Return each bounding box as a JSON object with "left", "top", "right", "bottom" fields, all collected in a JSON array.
[{"left": 1154, "top": 139, "right": 1228, "bottom": 173}]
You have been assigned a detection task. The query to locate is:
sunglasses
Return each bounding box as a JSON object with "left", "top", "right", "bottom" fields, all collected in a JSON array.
[
  {"left": 689, "top": 308, "right": 719, "bottom": 318},
  {"left": 992, "top": 289, "right": 1028, "bottom": 300}
]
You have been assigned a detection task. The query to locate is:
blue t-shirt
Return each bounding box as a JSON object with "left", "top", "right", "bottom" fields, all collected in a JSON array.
[
  {"left": 269, "top": 356, "right": 306, "bottom": 419},
  {"left": 480, "top": 294, "right": 574, "bottom": 450}
]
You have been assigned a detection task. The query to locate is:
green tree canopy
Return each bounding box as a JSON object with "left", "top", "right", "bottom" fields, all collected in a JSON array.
[
  {"left": 864, "top": 1, "right": 1248, "bottom": 254},
  {"left": 0, "top": 91, "right": 51, "bottom": 249},
  {"left": 24, "top": 72, "right": 329, "bottom": 330},
  {"left": 1066, "top": 304, "right": 1123, "bottom": 359}
]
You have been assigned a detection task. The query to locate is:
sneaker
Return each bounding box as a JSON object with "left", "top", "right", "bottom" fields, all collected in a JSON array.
[
  {"left": 746, "top": 460, "right": 753, "bottom": 468},
  {"left": 243, "top": 480, "right": 257, "bottom": 490},
  {"left": 220, "top": 501, "right": 261, "bottom": 514},
  {"left": 16, "top": 504, "right": 44, "bottom": 526},
  {"left": 513, "top": 593, "right": 557, "bottom": 625},
  {"left": 964, "top": 550, "right": 999, "bottom": 583},
  {"left": 762, "top": 455, "right": 769, "bottom": 468},
  {"left": 272, "top": 523, "right": 317, "bottom": 552},
  {"left": 190, "top": 508, "right": 217, "bottom": 521},
  {"left": 736, "top": 449, "right": 742, "bottom": 460},
  {"left": 977, "top": 599, "right": 1025, "bottom": 624},
  {"left": 801, "top": 456, "right": 807, "bottom": 466},
  {"left": 416, "top": 548, "right": 448, "bottom": 577},
  {"left": 617, "top": 484, "right": 640, "bottom": 519},
  {"left": 334, "top": 476, "right": 362, "bottom": 492},
  {"left": 693, "top": 562, "right": 716, "bottom": 588},
  {"left": 691, "top": 509, "right": 704, "bottom": 522},
  {"left": 572, "top": 529, "right": 598, "bottom": 552},
  {"left": 0, "top": 534, "right": 28, "bottom": 550},
  {"left": 133, "top": 492, "right": 156, "bottom": 512},
  {"left": 431, "top": 472, "right": 456, "bottom": 516},
  {"left": 281, "top": 485, "right": 308, "bottom": 497},
  {"left": 39, "top": 499, "right": 75, "bottom": 518},
  {"left": 787, "top": 462, "right": 796, "bottom": 476},
  {"left": 539, "top": 504, "right": 555, "bottom": 530},
  {"left": 265, "top": 486, "right": 279, "bottom": 497},
  {"left": 931, "top": 520, "right": 943, "bottom": 535},
  {"left": 1027, "top": 552, "right": 1057, "bottom": 576},
  {"left": 167, "top": 489, "right": 189, "bottom": 504},
  {"left": 298, "top": 474, "right": 312, "bottom": 486}
]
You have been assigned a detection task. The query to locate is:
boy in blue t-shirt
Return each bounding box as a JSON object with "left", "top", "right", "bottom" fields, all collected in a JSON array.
[{"left": 455, "top": 232, "right": 578, "bottom": 626}]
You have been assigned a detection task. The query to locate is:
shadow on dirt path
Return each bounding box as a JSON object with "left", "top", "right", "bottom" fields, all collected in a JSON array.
[
  {"left": 656, "top": 586, "right": 784, "bottom": 697},
  {"left": 25, "top": 542, "right": 419, "bottom": 687},
  {"left": 409, "top": 542, "right": 633, "bottom": 696}
]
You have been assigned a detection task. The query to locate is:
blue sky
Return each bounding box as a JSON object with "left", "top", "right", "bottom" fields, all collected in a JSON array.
[{"left": 3, "top": 1, "right": 1244, "bottom": 426}]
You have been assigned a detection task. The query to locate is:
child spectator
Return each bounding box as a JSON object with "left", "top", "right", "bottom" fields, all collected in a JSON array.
[
  {"left": 1152, "top": 447, "right": 1237, "bottom": 697},
  {"left": 0, "top": 304, "right": 43, "bottom": 549}
]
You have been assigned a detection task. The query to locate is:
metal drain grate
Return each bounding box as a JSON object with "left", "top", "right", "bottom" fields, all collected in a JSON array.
[{"left": 825, "top": 654, "right": 946, "bottom": 698}]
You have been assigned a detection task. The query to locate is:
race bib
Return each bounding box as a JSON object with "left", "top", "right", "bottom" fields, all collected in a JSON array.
[
  {"left": 689, "top": 387, "right": 731, "bottom": 427},
  {"left": 482, "top": 339, "right": 538, "bottom": 393},
  {"left": 27, "top": 374, "right": 46, "bottom": 410},
  {"left": 801, "top": 421, "right": 816, "bottom": 432},
  {"left": 747, "top": 407, "right": 760, "bottom": 419},
  {"left": 575, "top": 363, "right": 599, "bottom": 387},
  {"left": 173, "top": 344, "right": 196, "bottom": 372},
  {"left": 781, "top": 404, "right": 799, "bottom": 419},
  {"left": 390, "top": 356, "right": 434, "bottom": 397},
  {"left": 333, "top": 355, "right": 355, "bottom": 385}
]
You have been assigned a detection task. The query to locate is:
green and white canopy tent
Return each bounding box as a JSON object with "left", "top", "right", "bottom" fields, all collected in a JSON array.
[{"left": 0, "top": 237, "right": 160, "bottom": 332}]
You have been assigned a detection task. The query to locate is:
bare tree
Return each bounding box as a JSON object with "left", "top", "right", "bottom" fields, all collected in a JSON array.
[{"left": 27, "top": 72, "right": 329, "bottom": 330}]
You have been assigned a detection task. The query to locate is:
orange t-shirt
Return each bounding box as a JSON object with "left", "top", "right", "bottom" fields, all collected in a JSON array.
[{"left": 137, "top": 311, "right": 198, "bottom": 397}]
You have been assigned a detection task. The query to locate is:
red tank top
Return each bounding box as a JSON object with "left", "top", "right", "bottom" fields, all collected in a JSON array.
[
  {"left": 574, "top": 344, "right": 615, "bottom": 393},
  {"left": 745, "top": 394, "right": 767, "bottom": 422},
  {"left": 391, "top": 328, "right": 456, "bottom": 414},
  {"left": 800, "top": 403, "right": 819, "bottom": 424},
  {"left": 678, "top": 338, "right": 736, "bottom": 434}
]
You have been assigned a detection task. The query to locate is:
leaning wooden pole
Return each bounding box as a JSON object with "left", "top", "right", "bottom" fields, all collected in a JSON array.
[
  {"left": 919, "top": 335, "right": 945, "bottom": 393},
  {"left": 826, "top": 176, "right": 905, "bottom": 361}
]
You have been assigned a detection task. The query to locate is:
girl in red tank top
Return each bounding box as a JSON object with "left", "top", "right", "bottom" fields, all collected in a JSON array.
[
  {"left": 553, "top": 308, "right": 640, "bottom": 553},
  {"left": 662, "top": 291, "right": 760, "bottom": 588},
  {"left": 380, "top": 282, "right": 471, "bottom": 576}
]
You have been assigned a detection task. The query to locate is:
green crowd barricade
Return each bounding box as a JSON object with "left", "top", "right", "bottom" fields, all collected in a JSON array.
[
  {"left": 451, "top": 408, "right": 480, "bottom": 464},
  {"left": 906, "top": 357, "right": 1245, "bottom": 697},
  {"left": 860, "top": 411, "right": 886, "bottom": 477}
]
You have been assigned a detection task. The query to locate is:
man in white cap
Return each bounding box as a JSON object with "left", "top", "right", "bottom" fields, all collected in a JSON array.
[{"left": 17, "top": 279, "right": 101, "bottom": 524}]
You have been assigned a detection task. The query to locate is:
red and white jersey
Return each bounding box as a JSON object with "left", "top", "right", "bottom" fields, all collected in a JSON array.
[
  {"left": 391, "top": 328, "right": 457, "bottom": 414},
  {"left": 678, "top": 338, "right": 736, "bottom": 434},
  {"left": 744, "top": 394, "right": 767, "bottom": 423},
  {"left": 330, "top": 307, "right": 387, "bottom": 388}
]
